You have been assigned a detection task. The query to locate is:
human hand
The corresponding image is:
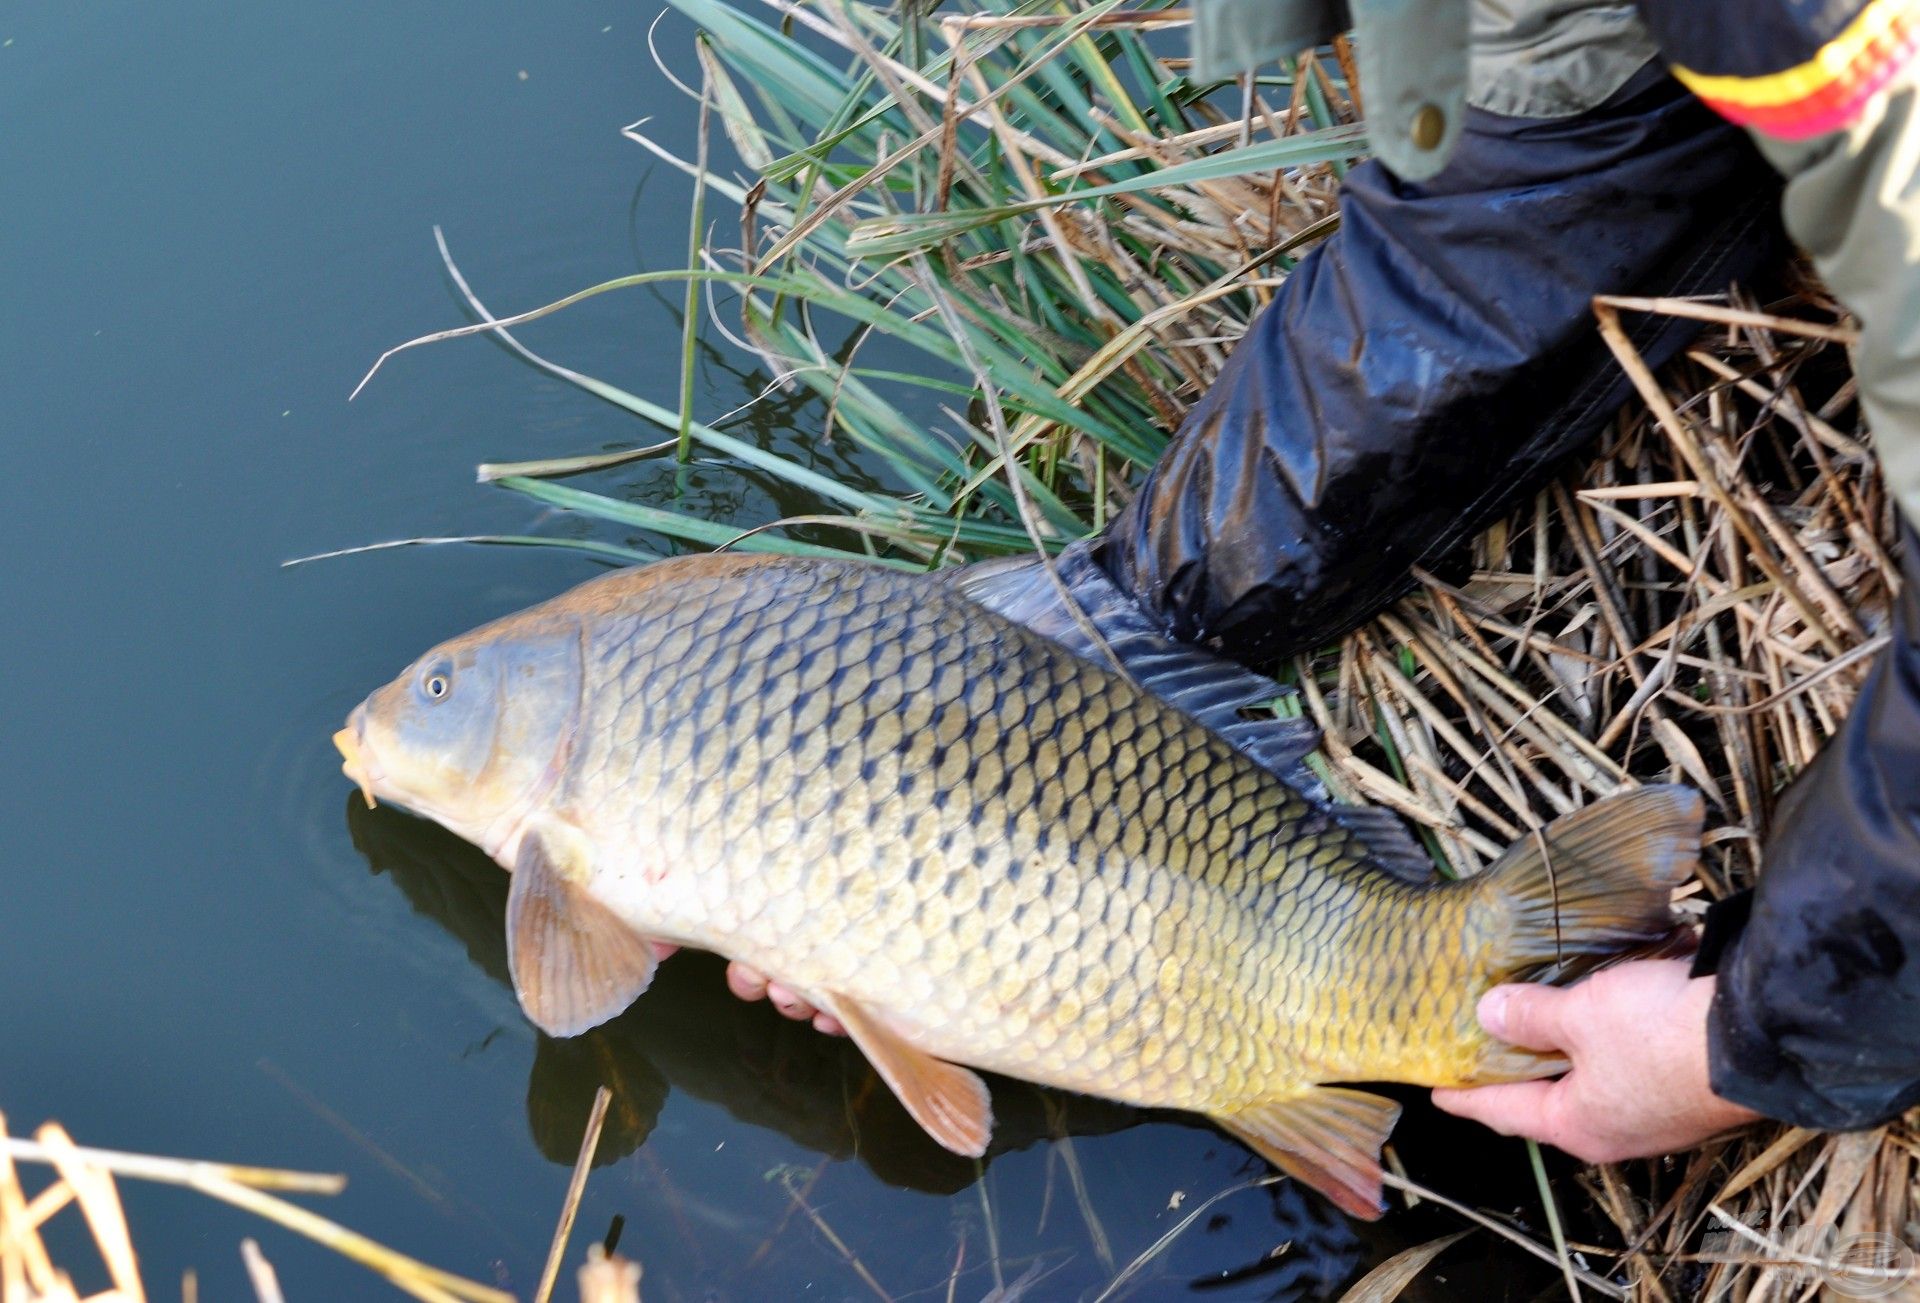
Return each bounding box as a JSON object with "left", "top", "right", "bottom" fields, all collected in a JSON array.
[
  {"left": 724, "top": 960, "right": 846, "bottom": 1036},
  {"left": 645, "top": 943, "right": 848, "bottom": 1035},
  {"left": 1431, "top": 959, "right": 1761, "bottom": 1163}
]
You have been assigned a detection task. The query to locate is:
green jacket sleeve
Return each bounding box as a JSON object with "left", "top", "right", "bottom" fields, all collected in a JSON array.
[
  {"left": 1755, "top": 62, "right": 1920, "bottom": 534},
  {"left": 1633, "top": 0, "right": 1920, "bottom": 531}
]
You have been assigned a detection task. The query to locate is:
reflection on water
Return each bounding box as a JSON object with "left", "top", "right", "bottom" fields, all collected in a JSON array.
[{"left": 348, "top": 798, "right": 1390, "bottom": 1297}]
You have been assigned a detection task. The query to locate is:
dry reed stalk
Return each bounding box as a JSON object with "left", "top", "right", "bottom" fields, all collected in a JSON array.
[
  {"left": 533, "top": 1087, "right": 612, "bottom": 1303},
  {"left": 0, "top": 1113, "right": 511, "bottom": 1303},
  {"left": 575, "top": 1245, "right": 642, "bottom": 1303},
  {"left": 239, "top": 1240, "right": 283, "bottom": 1303}
]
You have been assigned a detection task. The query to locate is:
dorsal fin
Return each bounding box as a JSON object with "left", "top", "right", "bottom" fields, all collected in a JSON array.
[
  {"left": 1325, "top": 806, "right": 1439, "bottom": 884},
  {"left": 954, "top": 547, "right": 1321, "bottom": 793},
  {"left": 957, "top": 548, "right": 1441, "bottom": 885}
]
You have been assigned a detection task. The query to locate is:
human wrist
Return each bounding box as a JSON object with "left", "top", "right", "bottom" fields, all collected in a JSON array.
[{"left": 1683, "top": 975, "right": 1764, "bottom": 1133}]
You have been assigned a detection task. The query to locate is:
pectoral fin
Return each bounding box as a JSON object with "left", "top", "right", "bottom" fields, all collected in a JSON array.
[
  {"left": 1215, "top": 1087, "right": 1402, "bottom": 1221},
  {"left": 818, "top": 993, "right": 993, "bottom": 1157},
  {"left": 507, "top": 829, "right": 658, "bottom": 1038}
]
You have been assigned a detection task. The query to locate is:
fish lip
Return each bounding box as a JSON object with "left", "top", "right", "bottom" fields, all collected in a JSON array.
[{"left": 333, "top": 705, "right": 380, "bottom": 809}]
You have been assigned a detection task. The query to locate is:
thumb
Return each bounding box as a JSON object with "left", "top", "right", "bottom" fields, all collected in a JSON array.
[{"left": 1478, "top": 983, "right": 1573, "bottom": 1051}]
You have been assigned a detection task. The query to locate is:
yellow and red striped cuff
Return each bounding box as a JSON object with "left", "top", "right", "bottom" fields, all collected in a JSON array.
[{"left": 1673, "top": 0, "right": 1920, "bottom": 139}]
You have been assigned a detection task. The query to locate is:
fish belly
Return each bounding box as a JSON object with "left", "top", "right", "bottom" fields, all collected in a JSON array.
[{"left": 587, "top": 803, "right": 1361, "bottom": 1114}]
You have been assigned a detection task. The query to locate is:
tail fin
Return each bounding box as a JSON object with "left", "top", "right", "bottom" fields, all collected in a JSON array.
[{"left": 1485, "top": 785, "right": 1704, "bottom": 986}]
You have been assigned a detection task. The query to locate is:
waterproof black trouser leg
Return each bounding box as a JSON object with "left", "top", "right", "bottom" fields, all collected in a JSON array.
[{"left": 1093, "top": 62, "right": 1785, "bottom": 663}]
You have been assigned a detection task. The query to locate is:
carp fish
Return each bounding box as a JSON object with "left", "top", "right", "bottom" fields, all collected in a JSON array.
[{"left": 334, "top": 553, "right": 1701, "bottom": 1218}]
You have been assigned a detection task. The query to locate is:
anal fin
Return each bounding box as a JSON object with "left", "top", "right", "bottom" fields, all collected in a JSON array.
[
  {"left": 507, "top": 826, "right": 659, "bottom": 1038},
  {"left": 1215, "top": 1087, "right": 1401, "bottom": 1221},
  {"left": 818, "top": 993, "right": 993, "bottom": 1157}
]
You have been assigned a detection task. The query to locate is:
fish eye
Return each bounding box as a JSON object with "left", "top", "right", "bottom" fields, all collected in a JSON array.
[{"left": 419, "top": 662, "right": 453, "bottom": 703}]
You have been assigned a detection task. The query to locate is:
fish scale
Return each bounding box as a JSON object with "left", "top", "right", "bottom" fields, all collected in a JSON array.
[
  {"left": 337, "top": 552, "right": 1703, "bottom": 1218},
  {"left": 567, "top": 561, "right": 1449, "bottom": 1100}
]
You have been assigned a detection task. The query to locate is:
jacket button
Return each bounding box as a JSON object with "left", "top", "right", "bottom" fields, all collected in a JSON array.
[{"left": 1411, "top": 103, "right": 1445, "bottom": 150}]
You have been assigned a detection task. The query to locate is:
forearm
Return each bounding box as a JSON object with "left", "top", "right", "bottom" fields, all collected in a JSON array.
[{"left": 1705, "top": 521, "right": 1920, "bottom": 1128}]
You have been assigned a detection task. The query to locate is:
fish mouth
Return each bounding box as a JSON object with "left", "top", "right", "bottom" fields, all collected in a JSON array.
[{"left": 334, "top": 707, "right": 379, "bottom": 809}]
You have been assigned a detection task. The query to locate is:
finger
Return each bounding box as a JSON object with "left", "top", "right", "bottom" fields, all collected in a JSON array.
[
  {"left": 767, "top": 981, "right": 818, "bottom": 1022},
  {"left": 1478, "top": 983, "right": 1575, "bottom": 1052},
  {"left": 813, "top": 1011, "right": 846, "bottom": 1037},
  {"left": 727, "top": 962, "right": 770, "bottom": 1002},
  {"left": 650, "top": 941, "right": 680, "bottom": 962},
  {"left": 1431, "top": 1081, "right": 1559, "bottom": 1139}
]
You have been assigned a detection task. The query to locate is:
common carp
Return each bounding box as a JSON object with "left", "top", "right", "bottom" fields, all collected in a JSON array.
[{"left": 334, "top": 553, "right": 1701, "bottom": 1218}]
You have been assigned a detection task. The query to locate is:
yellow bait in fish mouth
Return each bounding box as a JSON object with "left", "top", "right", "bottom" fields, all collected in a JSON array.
[{"left": 333, "top": 726, "right": 378, "bottom": 809}]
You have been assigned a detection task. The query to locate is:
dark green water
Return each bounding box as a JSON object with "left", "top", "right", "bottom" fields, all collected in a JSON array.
[{"left": 2, "top": 5, "right": 1570, "bottom": 1298}]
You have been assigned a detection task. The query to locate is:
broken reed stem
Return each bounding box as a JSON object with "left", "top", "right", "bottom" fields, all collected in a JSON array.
[
  {"left": 534, "top": 1085, "right": 613, "bottom": 1303},
  {"left": 1053, "top": 1132, "right": 1116, "bottom": 1274},
  {"left": 1592, "top": 295, "right": 1860, "bottom": 346},
  {"left": 1, "top": 1117, "right": 59, "bottom": 1300},
  {"left": 1091, "top": 1177, "right": 1280, "bottom": 1303},
  {"left": 35, "top": 1125, "right": 143, "bottom": 1303},
  {"left": 241, "top": 1239, "right": 286, "bottom": 1303},
  {"left": 577, "top": 1244, "right": 644, "bottom": 1303},
  {"left": 939, "top": 8, "right": 1193, "bottom": 31},
  {"left": 188, "top": 1174, "right": 501, "bottom": 1303},
  {"left": 1594, "top": 304, "right": 1849, "bottom": 657},
  {"left": 1379, "top": 1170, "right": 1626, "bottom": 1299},
  {"left": 779, "top": 1168, "right": 895, "bottom": 1302},
  {"left": 0, "top": 1138, "right": 344, "bottom": 1196}
]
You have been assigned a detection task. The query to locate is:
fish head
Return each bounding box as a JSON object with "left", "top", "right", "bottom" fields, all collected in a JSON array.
[{"left": 337, "top": 617, "right": 582, "bottom": 855}]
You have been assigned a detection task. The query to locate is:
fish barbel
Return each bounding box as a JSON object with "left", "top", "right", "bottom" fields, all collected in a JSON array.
[{"left": 336, "top": 554, "right": 1701, "bottom": 1218}]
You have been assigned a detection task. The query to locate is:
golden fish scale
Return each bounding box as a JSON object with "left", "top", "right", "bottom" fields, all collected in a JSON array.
[{"left": 549, "top": 558, "right": 1500, "bottom": 1108}]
